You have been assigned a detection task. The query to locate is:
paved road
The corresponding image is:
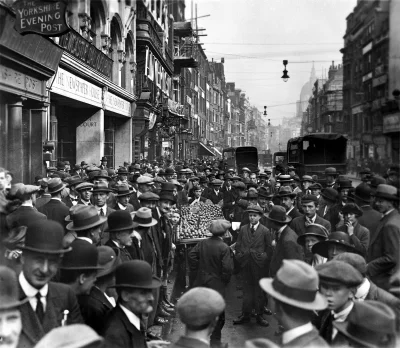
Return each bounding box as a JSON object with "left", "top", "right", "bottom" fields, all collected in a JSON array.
[{"left": 166, "top": 274, "right": 280, "bottom": 348}]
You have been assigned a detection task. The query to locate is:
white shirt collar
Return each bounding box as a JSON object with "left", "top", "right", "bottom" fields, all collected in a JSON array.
[
  {"left": 96, "top": 205, "right": 107, "bottom": 214},
  {"left": 277, "top": 224, "right": 287, "bottom": 234},
  {"left": 332, "top": 301, "right": 354, "bottom": 339},
  {"left": 119, "top": 304, "right": 141, "bottom": 331},
  {"left": 76, "top": 237, "right": 93, "bottom": 244},
  {"left": 282, "top": 322, "right": 313, "bottom": 345},
  {"left": 81, "top": 199, "right": 91, "bottom": 205},
  {"left": 112, "top": 240, "right": 124, "bottom": 248},
  {"left": 306, "top": 214, "right": 317, "bottom": 223},
  {"left": 251, "top": 222, "right": 260, "bottom": 230},
  {"left": 21, "top": 201, "right": 34, "bottom": 207},
  {"left": 19, "top": 272, "right": 48, "bottom": 311},
  {"left": 117, "top": 202, "right": 127, "bottom": 210},
  {"left": 104, "top": 292, "right": 116, "bottom": 307},
  {"left": 355, "top": 278, "right": 370, "bottom": 301},
  {"left": 51, "top": 197, "right": 62, "bottom": 201}
]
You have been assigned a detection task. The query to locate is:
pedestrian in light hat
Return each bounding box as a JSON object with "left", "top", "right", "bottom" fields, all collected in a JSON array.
[
  {"left": 188, "top": 220, "right": 234, "bottom": 347},
  {"left": 259, "top": 260, "right": 329, "bottom": 348},
  {"left": 112, "top": 183, "right": 134, "bottom": 213},
  {"left": 75, "top": 182, "right": 94, "bottom": 206},
  {"left": 172, "top": 287, "right": 226, "bottom": 348}
]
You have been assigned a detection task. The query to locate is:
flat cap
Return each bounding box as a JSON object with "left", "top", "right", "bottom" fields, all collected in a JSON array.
[
  {"left": 138, "top": 192, "right": 160, "bottom": 201},
  {"left": 232, "top": 181, "right": 246, "bottom": 190},
  {"left": 316, "top": 260, "right": 363, "bottom": 287},
  {"left": 136, "top": 176, "right": 154, "bottom": 185},
  {"left": 8, "top": 183, "right": 40, "bottom": 200},
  {"left": 75, "top": 182, "right": 94, "bottom": 191},
  {"left": 246, "top": 204, "right": 264, "bottom": 215},
  {"left": 301, "top": 194, "right": 319, "bottom": 204},
  {"left": 177, "top": 287, "right": 225, "bottom": 327},
  {"left": 334, "top": 252, "right": 367, "bottom": 277},
  {"left": 210, "top": 179, "right": 223, "bottom": 186},
  {"left": 209, "top": 219, "right": 231, "bottom": 235}
]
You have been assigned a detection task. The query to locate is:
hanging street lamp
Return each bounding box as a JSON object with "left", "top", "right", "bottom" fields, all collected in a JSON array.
[{"left": 282, "top": 60, "right": 289, "bottom": 82}]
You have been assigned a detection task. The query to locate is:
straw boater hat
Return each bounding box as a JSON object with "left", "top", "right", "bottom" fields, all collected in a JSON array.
[{"left": 259, "top": 259, "right": 328, "bottom": 310}]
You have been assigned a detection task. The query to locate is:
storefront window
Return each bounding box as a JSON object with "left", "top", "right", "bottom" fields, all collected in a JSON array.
[{"left": 104, "top": 116, "right": 116, "bottom": 167}]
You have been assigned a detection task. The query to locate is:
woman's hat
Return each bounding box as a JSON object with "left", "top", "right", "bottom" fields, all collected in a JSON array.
[
  {"left": 60, "top": 239, "right": 103, "bottom": 270},
  {"left": 20, "top": 220, "right": 72, "bottom": 254},
  {"left": 311, "top": 231, "right": 358, "bottom": 258},
  {"left": 259, "top": 259, "right": 328, "bottom": 311},
  {"left": 0, "top": 266, "right": 29, "bottom": 310},
  {"left": 372, "top": 184, "right": 399, "bottom": 202},
  {"left": 97, "top": 246, "right": 121, "bottom": 278},
  {"left": 132, "top": 207, "right": 158, "bottom": 227},
  {"left": 106, "top": 210, "right": 135, "bottom": 232},
  {"left": 333, "top": 301, "right": 396, "bottom": 348},
  {"left": 321, "top": 187, "right": 339, "bottom": 202},
  {"left": 209, "top": 219, "right": 231, "bottom": 235},
  {"left": 341, "top": 203, "right": 363, "bottom": 216},
  {"left": 92, "top": 182, "right": 112, "bottom": 193},
  {"left": 114, "top": 183, "right": 133, "bottom": 197},
  {"left": 297, "top": 223, "right": 329, "bottom": 246},
  {"left": 111, "top": 260, "right": 161, "bottom": 289},
  {"left": 47, "top": 178, "right": 66, "bottom": 194},
  {"left": 266, "top": 206, "right": 292, "bottom": 224},
  {"left": 66, "top": 206, "right": 107, "bottom": 231}
]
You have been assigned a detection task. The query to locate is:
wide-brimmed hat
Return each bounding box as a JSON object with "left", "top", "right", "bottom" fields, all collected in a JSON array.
[
  {"left": 138, "top": 192, "right": 160, "bottom": 201},
  {"left": 65, "top": 204, "right": 85, "bottom": 223},
  {"left": 259, "top": 259, "right": 328, "bottom": 310},
  {"left": 246, "top": 204, "right": 264, "bottom": 215},
  {"left": 106, "top": 210, "right": 135, "bottom": 232},
  {"left": 353, "top": 183, "right": 371, "bottom": 202},
  {"left": 372, "top": 184, "right": 399, "bottom": 201},
  {"left": 92, "top": 182, "right": 112, "bottom": 193},
  {"left": 316, "top": 260, "right": 363, "bottom": 287},
  {"left": 66, "top": 206, "right": 107, "bottom": 231},
  {"left": 47, "top": 178, "right": 66, "bottom": 194},
  {"left": 266, "top": 205, "right": 292, "bottom": 224},
  {"left": 66, "top": 175, "right": 83, "bottom": 188},
  {"left": 60, "top": 240, "right": 103, "bottom": 270},
  {"left": 277, "top": 175, "right": 293, "bottom": 183},
  {"left": 97, "top": 246, "right": 121, "bottom": 278},
  {"left": 277, "top": 186, "right": 296, "bottom": 198},
  {"left": 0, "top": 266, "right": 29, "bottom": 310},
  {"left": 93, "top": 170, "right": 111, "bottom": 181},
  {"left": 114, "top": 183, "right": 133, "bottom": 197},
  {"left": 312, "top": 231, "right": 358, "bottom": 259},
  {"left": 297, "top": 224, "right": 329, "bottom": 246},
  {"left": 325, "top": 167, "right": 338, "bottom": 176},
  {"left": 301, "top": 175, "right": 314, "bottom": 183},
  {"left": 209, "top": 219, "right": 231, "bottom": 235},
  {"left": 333, "top": 301, "right": 396, "bottom": 348},
  {"left": 21, "top": 220, "right": 72, "bottom": 254},
  {"left": 341, "top": 203, "right": 363, "bottom": 216},
  {"left": 132, "top": 207, "right": 157, "bottom": 227},
  {"left": 111, "top": 260, "right": 161, "bottom": 289},
  {"left": 321, "top": 188, "right": 339, "bottom": 202}
]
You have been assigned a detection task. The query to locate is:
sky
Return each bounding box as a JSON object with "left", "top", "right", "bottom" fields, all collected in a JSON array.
[{"left": 185, "top": 0, "right": 357, "bottom": 124}]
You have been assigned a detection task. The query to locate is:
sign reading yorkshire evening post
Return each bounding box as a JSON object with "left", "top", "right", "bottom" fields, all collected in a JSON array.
[{"left": 13, "top": 0, "right": 69, "bottom": 36}]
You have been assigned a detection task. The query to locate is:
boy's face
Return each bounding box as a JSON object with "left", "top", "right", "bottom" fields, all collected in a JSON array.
[
  {"left": 248, "top": 212, "right": 261, "bottom": 225},
  {"left": 319, "top": 283, "right": 353, "bottom": 312},
  {"left": 171, "top": 213, "right": 180, "bottom": 225}
]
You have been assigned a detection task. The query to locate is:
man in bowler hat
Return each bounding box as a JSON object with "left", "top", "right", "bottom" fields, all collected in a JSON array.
[
  {"left": 172, "top": 287, "right": 226, "bottom": 348},
  {"left": 259, "top": 260, "right": 329, "bottom": 348},
  {"left": 17, "top": 220, "right": 82, "bottom": 347},
  {"left": 189, "top": 219, "right": 234, "bottom": 347}
]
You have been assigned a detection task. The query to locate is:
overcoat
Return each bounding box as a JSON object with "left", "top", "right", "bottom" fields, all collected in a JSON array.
[
  {"left": 6, "top": 206, "right": 46, "bottom": 229},
  {"left": 290, "top": 215, "right": 331, "bottom": 236},
  {"left": 38, "top": 199, "right": 69, "bottom": 227}
]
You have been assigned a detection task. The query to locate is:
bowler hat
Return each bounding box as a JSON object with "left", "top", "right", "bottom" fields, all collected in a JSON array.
[
  {"left": 301, "top": 175, "right": 314, "bottom": 183},
  {"left": 92, "top": 182, "right": 112, "bottom": 193},
  {"left": 114, "top": 183, "right": 133, "bottom": 197},
  {"left": 266, "top": 205, "right": 292, "bottom": 224},
  {"left": 209, "top": 219, "right": 231, "bottom": 235},
  {"left": 333, "top": 301, "right": 396, "bottom": 348},
  {"left": 246, "top": 204, "right": 264, "bottom": 215},
  {"left": 278, "top": 186, "right": 296, "bottom": 198},
  {"left": 60, "top": 239, "right": 103, "bottom": 270},
  {"left": 321, "top": 187, "right": 339, "bottom": 202},
  {"left": 325, "top": 167, "right": 338, "bottom": 176},
  {"left": 21, "top": 220, "right": 72, "bottom": 254},
  {"left": 66, "top": 206, "right": 107, "bottom": 231},
  {"left": 312, "top": 232, "right": 358, "bottom": 259},
  {"left": 177, "top": 287, "right": 225, "bottom": 327},
  {"left": 161, "top": 182, "right": 176, "bottom": 192},
  {"left": 372, "top": 184, "right": 399, "bottom": 201},
  {"left": 341, "top": 203, "right": 363, "bottom": 216},
  {"left": 117, "top": 167, "right": 128, "bottom": 175},
  {"left": 334, "top": 252, "right": 367, "bottom": 277},
  {"left": 106, "top": 210, "right": 135, "bottom": 232},
  {"left": 259, "top": 259, "right": 328, "bottom": 310},
  {"left": 300, "top": 194, "right": 319, "bottom": 204},
  {"left": 297, "top": 223, "right": 329, "bottom": 246},
  {"left": 165, "top": 168, "right": 175, "bottom": 175},
  {"left": 112, "top": 260, "right": 161, "bottom": 289},
  {"left": 100, "top": 156, "right": 107, "bottom": 162},
  {"left": 316, "top": 260, "right": 363, "bottom": 287},
  {"left": 138, "top": 192, "right": 160, "bottom": 201},
  {"left": 47, "top": 178, "right": 66, "bottom": 194},
  {"left": 57, "top": 161, "right": 66, "bottom": 169},
  {"left": 93, "top": 170, "right": 111, "bottom": 181},
  {"left": 132, "top": 207, "right": 157, "bottom": 227},
  {"left": 97, "top": 246, "right": 121, "bottom": 278},
  {"left": 0, "top": 266, "right": 29, "bottom": 310},
  {"left": 338, "top": 179, "right": 353, "bottom": 190},
  {"left": 353, "top": 183, "right": 372, "bottom": 202}
]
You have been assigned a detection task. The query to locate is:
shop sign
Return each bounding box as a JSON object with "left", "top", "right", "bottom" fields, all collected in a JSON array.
[
  {"left": 373, "top": 125, "right": 383, "bottom": 133},
  {"left": 383, "top": 113, "right": 400, "bottom": 133},
  {"left": 362, "top": 134, "right": 373, "bottom": 143},
  {"left": 51, "top": 67, "right": 102, "bottom": 107},
  {"left": 362, "top": 72, "right": 372, "bottom": 82},
  {"left": 0, "top": 64, "right": 42, "bottom": 95},
  {"left": 372, "top": 135, "right": 387, "bottom": 145},
  {"left": 372, "top": 74, "right": 387, "bottom": 87},
  {"left": 104, "top": 91, "right": 131, "bottom": 117},
  {"left": 352, "top": 105, "right": 363, "bottom": 115},
  {"left": 13, "top": 0, "right": 69, "bottom": 36}
]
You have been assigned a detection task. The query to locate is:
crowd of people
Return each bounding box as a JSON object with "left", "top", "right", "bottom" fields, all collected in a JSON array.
[{"left": 0, "top": 157, "right": 399, "bottom": 348}]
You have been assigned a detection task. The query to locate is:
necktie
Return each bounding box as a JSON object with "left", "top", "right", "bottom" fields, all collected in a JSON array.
[
  {"left": 36, "top": 292, "right": 44, "bottom": 323},
  {"left": 100, "top": 208, "right": 105, "bottom": 216},
  {"left": 251, "top": 225, "right": 255, "bottom": 234},
  {"left": 305, "top": 217, "right": 312, "bottom": 226}
]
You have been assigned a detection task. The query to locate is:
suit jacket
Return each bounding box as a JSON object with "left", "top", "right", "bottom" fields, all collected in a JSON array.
[
  {"left": 189, "top": 236, "right": 234, "bottom": 297},
  {"left": 171, "top": 336, "right": 210, "bottom": 348},
  {"left": 18, "top": 281, "right": 82, "bottom": 347},
  {"left": 62, "top": 195, "right": 79, "bottom": 208},
  {"left": 99, "top": 206, "right": 116, "bottom": 244},
  {"left": 269, "top": 225, "right": 304, "bottom": 277},
  {"left": 79, "top": 286, "right": 114, "bottom": 334},
  {"left": 38, "top": 199, "right": 69, "bottom": 227},
  {"left": 102, "top": 305, "right": 147, "bottom": 348},
  {"left": 358, "top": 205, "right": 381, "bottom": 248},
  {"left": 235, "top": 223, "right": 273, "bottom": 268},
  {"left": 113, "top": 202, "right": 135, "bottom": 213},
  {"left": 287, "top": 207, "right": 303, "bottom": 220},
  {"left": 367, "top": 210, "right": 400, "bottom": 290},
  {"left": 6, "top": 206, "right": 47, "bottom": 229},
  {"left": 337, "top": 221, "right": 370, "bottom": 257},
  {"left": 202, "top": 189, "right": 223, "bottom": 204},
  {"left": 35, "top": 194, "right": 51, "bottom": 209},
  {"left": 290, "top": 215, "right": 331, "bottom": 236},
  {"left": 104, "top": 239, "right": 132, "bottom": 263},
  {"left": 317, "top": 204, "right": 341, "bottom": 230},
  {"left": 128, "top": 191, "right": 141, "bottom": 211},
  {"left": 283, "top": 327, "right": 330, "bottom": 348},
  {"left": 317, "top": 309, "right": 350, "bottom": 347}
]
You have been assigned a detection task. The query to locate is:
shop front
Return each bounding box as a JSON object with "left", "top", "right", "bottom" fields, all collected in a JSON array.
[{"left": 383, "top": 112, "right": 400, "bottom": 163}]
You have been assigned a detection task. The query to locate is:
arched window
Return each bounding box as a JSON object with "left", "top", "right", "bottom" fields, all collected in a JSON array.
[
  {"left": 122, "top": 32, "right": 135, "bottom": 92},
  {"left": 110, "top": 17, "right": 122, "bottom": 85},
  {"left": 90, "top": 1, "right": 107, "bottom": 49}
]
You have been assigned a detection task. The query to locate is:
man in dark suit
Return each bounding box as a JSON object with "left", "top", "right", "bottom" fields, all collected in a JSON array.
[
  {"left": 102, "top": 260, "right": 167, "bottom": 348},
  {"left": 6, "top": 184, "right": 47, "bottom": 230},
  {"left": 188, "top": 186, "right": 207, "bottom": 205},
  {"left": 233, "top": 205, "right": 272, "bottom": 327},
  {"left": 112, "top": 183, "right": 134, "bottom": 213},
  {"left": 367, "top": 184, "right": 400, "bottom": 291},
  {"left": 38, "top": 178, "right": 70, "bottom": 228},
  {"left": 62, "top": 176, "right": 83, "bottom": 208},
  {"left": 75, "top": 182, "right": 94, "bottom": 206},
  {"left": 129, "top": 176, "right": 154, "bottom": 210},
  {"left": 290, "top": 195, "right": 331, "bottom": 236},
  {"left": 318, "top": 188, "right": 341, "bottom": 229},
  {"left": 277, "top": 186, "right": 303, "bottom": 220},
  {"left": 266, "top": 206, "right": 304, "bottom": 278},
  {"left": 91, "top": 182, "right": 115, "bottom": 243},
  {"left": 259, "top": 260, "right": 329, "bottom": 348},
  {"left": 17, "top": 220, "right": 82, "bottom": 347},
  {"left": 202, "top": 179, "right": 223, "bottom": 205}
]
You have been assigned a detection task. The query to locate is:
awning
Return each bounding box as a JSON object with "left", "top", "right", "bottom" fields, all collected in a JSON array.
[
  {"left": 199, "top": 142, "right": 215, "bottom": 156},
  {"left": 212, "top": 146, "right": 222, "bottom": 156}
]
